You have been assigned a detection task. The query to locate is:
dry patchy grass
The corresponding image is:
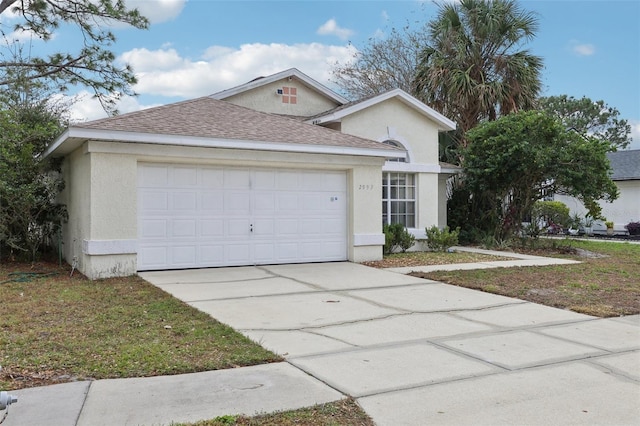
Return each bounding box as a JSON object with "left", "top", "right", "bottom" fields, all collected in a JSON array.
[
  {"left": 411, "top": 240, "right": 640, "bottom": 317},
  {"left": 0, "top": 262, "right": 281, "bottom": 390},
  {"left": 179, "top": 398, "right": 374, "bottom": 426}
]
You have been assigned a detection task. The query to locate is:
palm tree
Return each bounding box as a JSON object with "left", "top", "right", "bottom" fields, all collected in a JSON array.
[{"left": 415, "top": 0, "right": 543, "bottom": 151}]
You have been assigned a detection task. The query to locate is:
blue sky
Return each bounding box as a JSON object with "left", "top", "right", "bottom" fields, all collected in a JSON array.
[{"left": 3, "top": 0, "right": 639, "bottom": 148}]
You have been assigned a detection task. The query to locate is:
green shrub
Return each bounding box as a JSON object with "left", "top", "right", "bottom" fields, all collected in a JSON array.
[
  {"left": 531, "top": 200, "right": 570, "bottom": 229},
  {"left": 383, "top": 223, "right": 416, "bottom": 254},
  {"left": 425, "top": 225, "right": 460, "bottom": 252}
]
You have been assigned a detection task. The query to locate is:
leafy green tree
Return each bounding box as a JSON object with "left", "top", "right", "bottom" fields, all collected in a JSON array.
[
  {"left": 414, "top": 0, "right": 543, "bottom": 151},
  {"left": 0, "top": 98, "right": 66, "bottom": 261},
  {"left": 461, "top": 110, "right": 618, "bottom": 242},
  {"left": 539, "top": 95, "right": 632, "bottom": 150},
  {"left": 0, "top": 0, "right": 149, "bottom": 114}
]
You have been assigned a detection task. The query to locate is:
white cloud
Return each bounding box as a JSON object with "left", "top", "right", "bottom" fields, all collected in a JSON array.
[
  {"left": 381, "top": 10, "right": 390, "bottom": 21},
  {"left": 0, "top": 28, "right": 47, "bottom": 44},
  {"left": 126, "top": 0, "right": 186, "bottom": 24},
  {"left": 120, "top": 47, "right": 188, "bottom": 71},
  {"left": 120, "top": 42, "right": 358, "bottom": 99},
  {"left": 570, "top": 41, "right": 596, "bottom": 56},
  {"left": 317, "top": 18, "right": 355, "bottom": 41},
  {"left": 64, "top": 42, "right": 357, "bottom": 122},
  {"left": 628, "top": 120, "right": 640, "bottom": 150},
  {"left": 64, "top": 91, "right": 162, "bottom": 122}
]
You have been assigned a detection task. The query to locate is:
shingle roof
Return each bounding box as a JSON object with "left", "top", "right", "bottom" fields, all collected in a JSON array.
[
  {"left": 75, "top": 96, "right": 398, "bottom": 152},
  {"left": 608, "top": 149, "right": 640, "bottom": 180}
]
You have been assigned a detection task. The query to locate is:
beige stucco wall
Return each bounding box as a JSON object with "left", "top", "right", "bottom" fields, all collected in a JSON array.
[
  {"left": 337, "top": 97, "right": 448, "bottom": 243},
  {"left": 60, "top": 145, "right": 91, "bottom": 275},
  {"left": 62, "top": 140, "right": 385, "bottom": 279},
  {"left": 223, "top": 78, "right": 340, "bottom": 117},
  {"left": 555, "top": 180, "right": 640, "bottom": 233},
  {"left": 339, "top": 98, "right": 441, "bottom": 165}
]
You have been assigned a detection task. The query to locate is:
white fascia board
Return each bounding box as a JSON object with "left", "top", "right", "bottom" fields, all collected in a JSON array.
[
  {"left": 383, "top": 162, "right": 441, "bottom": 173},
  {"left": 307, "top": 89, "right": 457, "bottom": 131},
  {"left": 44, "top": 128, "right": 71, "bottom": 158},
  {"left": 49, "top": 127, "right": 405, "bottom": 159},
  {"left": 210, "top": 68, "right": 348, "bottom": 105}
]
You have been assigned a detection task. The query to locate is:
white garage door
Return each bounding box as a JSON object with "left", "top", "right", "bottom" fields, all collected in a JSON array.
[{"left": 137, "top": 163, "right": 347, "bottom": 271}]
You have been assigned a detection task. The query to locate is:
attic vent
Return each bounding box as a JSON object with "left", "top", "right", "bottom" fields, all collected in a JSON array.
[
  {"left": 281, "top": 86, "right": 297, "bottom": 104},
  {"left": 276, "top": 89, "right": 283, "bottom": 94}
]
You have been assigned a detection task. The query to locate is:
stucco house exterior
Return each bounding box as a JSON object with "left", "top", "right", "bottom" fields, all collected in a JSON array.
[
  {"left": 554, "top": 149, "right": 640, "bottom": 234},
  {"left": 45, "top": 68, "right": 456, "bottom": 279}
]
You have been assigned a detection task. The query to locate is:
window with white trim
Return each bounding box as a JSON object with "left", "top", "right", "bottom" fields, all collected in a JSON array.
[
  {"left": 382, "top": 139, "right": 407, "bottom": 162},
  {"left": 382, "top": 172, "right": 416, "bottom": 227}
]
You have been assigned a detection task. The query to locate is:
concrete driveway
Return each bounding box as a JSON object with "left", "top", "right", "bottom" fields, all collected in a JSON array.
[{"left": 140, "top": 262, "right": 640, "bottom": 425}]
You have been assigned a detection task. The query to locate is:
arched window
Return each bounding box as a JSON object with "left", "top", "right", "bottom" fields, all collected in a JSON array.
[{"left": 382, "top": 140, "right": 407, "bottom": 162}]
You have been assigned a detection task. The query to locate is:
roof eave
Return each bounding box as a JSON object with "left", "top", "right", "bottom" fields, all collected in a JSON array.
[{"left": 44, "top": 127, "right": 404, "bottom": 159}]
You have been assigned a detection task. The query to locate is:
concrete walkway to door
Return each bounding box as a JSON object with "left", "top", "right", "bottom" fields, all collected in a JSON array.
[
  {"left": 6, "top": 260, "right": 637, "bottom": 426},
  {"left": 141, "top": 261, "right": 640, "bottom": 425}
]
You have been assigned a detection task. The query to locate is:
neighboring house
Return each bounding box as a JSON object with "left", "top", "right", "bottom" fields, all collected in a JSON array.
[
  {"left": 45, "top": 68, "right": 456, "bottom": 279},
  {"left": 554, "top": 149, "right": 640, "bottom": 234}
]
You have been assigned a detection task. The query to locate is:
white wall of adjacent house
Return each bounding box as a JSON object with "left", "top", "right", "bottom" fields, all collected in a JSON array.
[
  {"left": 222, "top": 78, "right": 340, "bottom": 117},
  {"left": 554, "top": 180, "right": 640, "bottom": 233},
  {"left": 60, "top": 140, "right": 386, "bottom": 279}
]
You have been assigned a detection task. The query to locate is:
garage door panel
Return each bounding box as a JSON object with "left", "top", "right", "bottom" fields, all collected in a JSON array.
[
  {"left": 225, "top": 192, "right": 251, "bottom": 213},
  {"left": 201, "top": 192, "right": 224, "bottom": 211},
  {"left": 171, "top": 245, "right": 197, "bottom": 265},
  {"left": 322, "top": 218, "right": 345, "bottom": 234},
  {"left": 254, "top": 243, "right": 275, "bottom": 262},
  {"left": 276, "top": 171, "right": 299, "bottom": 190},
  {"left": 299, "top": 194, "right": 326, "bottom": 211},
  {"left": 276, "top": 218, "right": 298, "bottom": 235},
  {"left": 275, "top": 242, "right": 299, "bottom": 261},
  {"left": 253, "top": 170, "right": 275, "bottom": 189},
  {"left": 138, "top": 164, "right": 347, "bottom": 271},
  {"left": 173, "top": 166, "right": 198, "bottom": 186},
  {"left": 320, "top": 172, "right": 347, "bottom": 190},
  {"left": 276, "top": 194, "right": 298, "bottom": 211},
  {"left": 224, "top": 169, "right": 251, "bottom": 189},
  {"left": 201, "top": 219, "right": 224, "bottom": 236},
  {"left": 140, "top": 219, "right": 168, "bottom": 238},
  {"left": 172, "top": 192, "right": 197, "bottom": 210},
  {"left": 140, "top": 190, "right": 168, "bottom": 211},
  {"left": 200, "top": 168, "right": 224, "bottom": 188},
  {"left": 138, "top": 246, "right": 168, "bottom": 268},
  {"left": 226, "top": 244, "right": 251, "bottom": 263},
  {"left": 172, "top": 219, "right": 196, "bottom": 238},
  {"left": 254, "top": 192, "right": 275, "bottom": 212},
  {"left": 228, "top": 219, "right": 250, "bottom": 237},
  {"left": 200, "top": 245, "right": 224, "bottom": 264},
  {"left": 139, "top": 165, "right": 168, "bottom": 187},
  {"left": 254, "top": 218, "right": 274, "bottom": 236}
]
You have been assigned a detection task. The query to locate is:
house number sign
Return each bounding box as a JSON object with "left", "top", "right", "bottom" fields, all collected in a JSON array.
[{"left": 358, "top": 184, "right": 375, "bottom": 190}]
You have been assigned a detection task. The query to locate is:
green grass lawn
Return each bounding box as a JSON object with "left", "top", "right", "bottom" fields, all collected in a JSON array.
[
  {"left": 0, "top": 265, "right": 281, "bottom": 390},
  {"left": 412, "top": 239, "right": 640, "bottom": 317},
  {"left": 2, "top": 239, "right": 636, "bottom": 425}
]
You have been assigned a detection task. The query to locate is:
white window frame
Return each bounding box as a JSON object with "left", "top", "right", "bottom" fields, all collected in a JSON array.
[{"left": 382, "top": 172, "right": 416, "bottom": 228}]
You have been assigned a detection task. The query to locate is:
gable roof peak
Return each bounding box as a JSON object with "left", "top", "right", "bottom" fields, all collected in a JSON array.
[
  {"left": 307, "top": 88, "right": 457, "bottom": 132},
  {"left": 210, "top": 68, "right": 348, "bottom": 105}
]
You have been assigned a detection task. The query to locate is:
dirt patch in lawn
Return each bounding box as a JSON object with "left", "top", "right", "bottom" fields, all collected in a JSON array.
[{"left": 361, "top": 250, "right": 513, "bottom": 269}]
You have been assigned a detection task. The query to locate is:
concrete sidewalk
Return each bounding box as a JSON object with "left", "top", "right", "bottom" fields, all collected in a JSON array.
[{"left": 3, "top": 254, "right": 639, "bottom": 426}]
